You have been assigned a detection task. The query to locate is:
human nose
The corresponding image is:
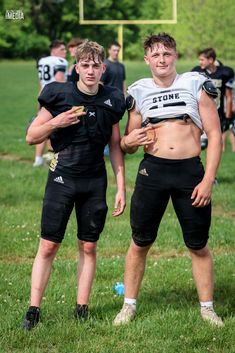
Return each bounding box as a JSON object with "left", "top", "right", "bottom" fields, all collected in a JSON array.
[{"left": 87, "top": 65, "right": 94, "bottom": 74}]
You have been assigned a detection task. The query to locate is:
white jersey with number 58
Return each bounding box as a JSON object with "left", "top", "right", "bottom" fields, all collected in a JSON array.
[{"left": 37, "top": 56, "right": 68, "bottom": 88}]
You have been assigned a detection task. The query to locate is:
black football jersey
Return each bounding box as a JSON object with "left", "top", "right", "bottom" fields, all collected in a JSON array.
[
  {"left": 38, "top": 82, "right": 126, "bottom": 176},
  {"left": 192, "top": 65, "right": 234, "bottom": 118}
]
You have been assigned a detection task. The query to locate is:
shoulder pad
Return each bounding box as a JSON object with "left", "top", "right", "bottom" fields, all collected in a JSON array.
[
  {"left": 222, "top": 65, "right": 234, "bottom": 80},
  {"left": 202, "top": 80, "right": 218, "bottom": 98},
  {"left": 126, "top": 94, "right": 135, "bottom": 111},
  {"left": 54, "top": 65, "right": 67, "bottom": 74}
]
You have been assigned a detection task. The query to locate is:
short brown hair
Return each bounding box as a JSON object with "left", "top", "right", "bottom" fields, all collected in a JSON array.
[
  {"left": 49, "top": 39, "right": 65, "bottom": 50},
  {"left": 75, "top": 40, "right": 105, "bottom": 63},
  {"left": 143, "top": 33, "right": 176, "bottom": 54},
  {"left": 67, "top": 38, "right": 83, "bottom": 48},
  {"left": 198, "top": 48, "right": 216, "bottom": 60}
]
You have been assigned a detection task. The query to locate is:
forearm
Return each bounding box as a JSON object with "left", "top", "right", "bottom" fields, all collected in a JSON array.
[
  {"left": 225, "top": 95, "right": 232, "bottom": 118},
  {"left": 26, "top": 120, "right": 57, "bottom": 145},
  {"left": 204, "top": 132, "right": 222, "bottom": 182},
  {"left": 109, "top": 142, "right": 126, "bottom": 192},
  {"left": 120, "top": 135, "right": 138, "bottom": 154}
]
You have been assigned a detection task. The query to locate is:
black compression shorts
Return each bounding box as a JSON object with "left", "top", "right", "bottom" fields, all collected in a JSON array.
[
  {"left": 130, "top": 154, "right": 211, "bottom": 250},
  {"left": 41, "top": 170, "right": 108, "bottom": 243}
]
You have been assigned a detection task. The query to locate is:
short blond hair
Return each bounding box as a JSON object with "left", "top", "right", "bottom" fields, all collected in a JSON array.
[{"left": 75, "top": 40, "right": 105, "bottom": 63}]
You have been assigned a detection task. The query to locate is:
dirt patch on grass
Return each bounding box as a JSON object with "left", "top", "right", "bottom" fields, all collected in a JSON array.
[
  {"left": 0, "top": 153, "right": 32, "bottom": 164},
  {"left": 213, "top": 204, "right": 235, "bottom": 219}
]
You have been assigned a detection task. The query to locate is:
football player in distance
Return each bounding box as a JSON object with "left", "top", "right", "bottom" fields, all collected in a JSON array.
[
  {"left": 33, "top": 39, "right": 68, "bottom": 167},
  {"left": 192, "top": 48, "right": 234, "bottom": 152}
]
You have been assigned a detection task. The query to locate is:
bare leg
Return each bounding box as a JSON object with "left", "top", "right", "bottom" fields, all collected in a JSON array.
[
  {"left": 188, "top": 244, "right": 213, "bottom": 302},
  {"left": 35, "top": 141, "right": 47, "bottom": 158},
  {"left": 124, "top": 240, "right": 152, "bottom": 299},
  {"left": 228, "top": 130, "right": 235, "bottom": 152},
  {"left": 30, "top": 239, "right": 60, "bottom": 307},
  {"left": 222, "top": 131, "right": 227, "bottom": 152},
  {"left": 76, "top": 240, "right": 97, "bottom": 304},
  {"left": 113, "top": 240, "right": 152, "bottom": 325}
]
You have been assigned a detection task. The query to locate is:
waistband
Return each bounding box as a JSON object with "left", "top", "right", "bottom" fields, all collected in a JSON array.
[{"left": 144, "top": 153, "right": 200, "bottom": 164}]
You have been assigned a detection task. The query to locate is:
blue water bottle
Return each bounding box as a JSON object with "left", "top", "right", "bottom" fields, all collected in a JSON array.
[{"left": 113, "top": 282, "right": 125, "bottom": 296}]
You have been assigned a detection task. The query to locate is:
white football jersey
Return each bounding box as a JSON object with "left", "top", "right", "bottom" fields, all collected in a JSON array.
[
  {"left": 128, "top": 72, "right": 209, "bottom": 130},
  {"left": 37, "top": 56, "right": 68, "bottom": 88}
]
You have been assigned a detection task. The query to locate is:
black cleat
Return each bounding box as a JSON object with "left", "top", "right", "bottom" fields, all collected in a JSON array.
[
  {"left": 74, "top": 304, "right": 89, "bottom": 321},
  {"left": 22, "top": 306, "right": 40, "bottom": 331}
]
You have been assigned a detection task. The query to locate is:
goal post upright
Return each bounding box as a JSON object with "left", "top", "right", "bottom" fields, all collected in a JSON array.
[{"left": 79, "top": 0, "right": 177, "bottom": 61}]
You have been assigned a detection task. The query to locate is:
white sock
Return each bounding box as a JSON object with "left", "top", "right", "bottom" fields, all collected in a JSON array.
[
  {"left": 124, "top": 298, "right": 136, "bottom": 307},
  {"left": 35, "top": 156, "right": 44, "bottom": 164},
  {"left": 200, "top": 301, "right": 213, "bottom": 308}
]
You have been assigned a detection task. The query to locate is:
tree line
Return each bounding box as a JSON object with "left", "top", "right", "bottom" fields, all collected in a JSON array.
[{"left": 1, "top": 0, "right": 234, "bottom": 61}]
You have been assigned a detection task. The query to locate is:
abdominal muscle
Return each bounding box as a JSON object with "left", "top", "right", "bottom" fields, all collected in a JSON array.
[{"left": 144, "top": 119, "right": 202, "bottom": 159}]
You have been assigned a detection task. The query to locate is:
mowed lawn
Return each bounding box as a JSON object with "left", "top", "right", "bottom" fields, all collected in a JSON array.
[{"left": 0, "top": 60, "right": 235, "bottom": 353}]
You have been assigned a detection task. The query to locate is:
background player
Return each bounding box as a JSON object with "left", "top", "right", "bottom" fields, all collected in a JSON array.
[
  {"left": 192, "top": 48, "right": 234, "bottom": 152},
  {"left": 33, "top": 39, "right": 68, "bottom": 167}
]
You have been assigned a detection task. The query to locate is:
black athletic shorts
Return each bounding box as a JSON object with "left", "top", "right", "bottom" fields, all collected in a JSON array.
[
  {"left": 130, "top": 154, "right": 211, "bottom": 250},
  {"left": 41, "top": 170, "right": 108, "bottom": 243}
]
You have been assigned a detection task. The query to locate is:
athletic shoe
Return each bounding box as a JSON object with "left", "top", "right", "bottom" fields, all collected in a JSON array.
[
  {"left": 201, "top": 307, "right": 224, "bottom": 327},
  {"left": 74, "top": 304, "right": 89, "bottom": 321},
  {"left": 113, "top": 303, "right": 136, "bottom": 326},
  {"left": 22, "top": 306, "right": 40, "bottom": 330}
]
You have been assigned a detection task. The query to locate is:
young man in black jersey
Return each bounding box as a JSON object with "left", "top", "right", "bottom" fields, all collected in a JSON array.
[
  {"left": 22, "top": 40, "right": 126, "bottom": 330},
  {"left": 192, "top": 48, "right": 234, "bottom": 151}
]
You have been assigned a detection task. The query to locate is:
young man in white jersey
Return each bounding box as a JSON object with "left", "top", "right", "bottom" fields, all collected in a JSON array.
[
  {"left": 33, "top": 40, "right": 68, "bottom": 167},
  {"left": 113, "top": 33, "right": 223, "bottom": 327}
]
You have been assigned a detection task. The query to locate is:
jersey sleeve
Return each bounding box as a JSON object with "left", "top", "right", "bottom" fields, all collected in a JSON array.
[
  {"left": 110, "top": 89, "right": 126, "bottom": 123},
  {"left": 223, "top": 66, "right": 234, "bottom": 89},
  {"left": 190, "top": 72, "right": 209, "bottom": 101},
  {"left": 128, "top": 83, "right": 140, "bottom": 113},
  {"left": 38, "top": 83, "right": 58, "bottom": 116}
]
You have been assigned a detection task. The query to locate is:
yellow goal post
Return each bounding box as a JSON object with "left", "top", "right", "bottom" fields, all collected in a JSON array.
[{"left": 79, "top": 0, "right": 177, "bottom": 61}]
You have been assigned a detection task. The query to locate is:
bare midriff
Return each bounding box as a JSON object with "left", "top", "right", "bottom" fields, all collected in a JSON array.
[{"left": 144, "top": 118, "right": 202, "bottom": 159}]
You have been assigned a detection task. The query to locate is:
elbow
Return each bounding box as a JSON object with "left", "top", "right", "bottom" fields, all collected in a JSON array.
[{"left": 26, "top": 134, "right": 36, "bottom": 145}]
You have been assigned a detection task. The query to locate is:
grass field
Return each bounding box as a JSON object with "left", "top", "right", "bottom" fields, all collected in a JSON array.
[{"left": 0, "top": 60, "right": 235, "bottom": 353}]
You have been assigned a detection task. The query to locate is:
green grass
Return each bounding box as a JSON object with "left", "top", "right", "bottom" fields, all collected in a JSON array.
[{"left": 0, "top": 60, "right": 235, "bottom": 353}]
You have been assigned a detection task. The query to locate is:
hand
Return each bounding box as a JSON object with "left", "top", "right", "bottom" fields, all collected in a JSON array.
[
  {"left": 125, "top": 126, "right": 155, "bottom": 147},
  {"left": 191, "top": 179, "right": 213, "bottom": 207},
  {"left": 112, "top": 190, "right": 126, "bottom": 217},
  {"left": 53, "top": 106, "right": 86, "bottom": 128}
]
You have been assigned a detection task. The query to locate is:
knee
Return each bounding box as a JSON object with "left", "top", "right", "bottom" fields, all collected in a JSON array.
[
  {"left": 189, "top": 244, "right": 211, "bottom": 258},
  {"left": 132, "top": 228, "right": 156, "bottom": 247},
  {"left": 38, "top": 239, "right": 59, "bottom": 258},
  {"left": 79, "top": 241, "right": 97, "bottom": 256},
  {"left": 128, "top": 240, "right": 151, "bottom": 257}
]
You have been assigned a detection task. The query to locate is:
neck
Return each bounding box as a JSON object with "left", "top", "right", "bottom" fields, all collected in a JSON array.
[
  {"left": 108, "top": 57, "right": 118, "bottom": 62},
  {"left": 77, "top": 81, "right": 99, "bottom": 95},
  {"left": 207, "top": 64, "right": 216, "bottom": 74},
  {"left": 153, "top": 72, "right": 177, "bottom": 88}
]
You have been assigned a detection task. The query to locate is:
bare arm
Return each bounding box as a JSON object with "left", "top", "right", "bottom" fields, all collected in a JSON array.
[
  {"left": 225, "top": 87, "right": 232, "bottom": 118},
  {"left": 120, "top": 108, "right": 154, "bottom": 154},
  {"left": 54, "top": 71, "right": 66, "bottom": 83},
  {"left": 191, "top": 91, "right": 222, "bottom": 207},
  {"left": 26, "top": 107, "right": 86, "bottom": 145},
  {"left": 109, "top": 123, "right": 126, "bottom": 216}
]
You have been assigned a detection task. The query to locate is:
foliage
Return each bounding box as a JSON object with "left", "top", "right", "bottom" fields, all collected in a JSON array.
[{"left": 1, "top": 0, "right": 235, "bottom": 60}]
